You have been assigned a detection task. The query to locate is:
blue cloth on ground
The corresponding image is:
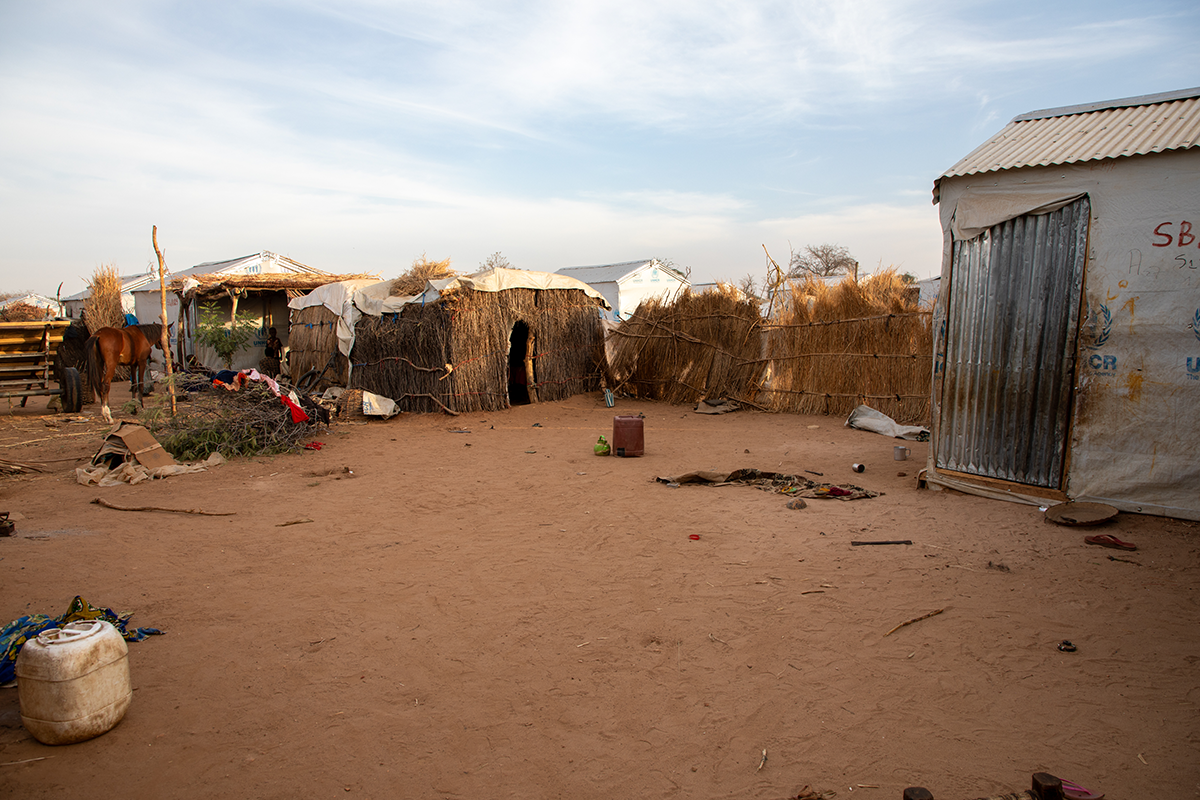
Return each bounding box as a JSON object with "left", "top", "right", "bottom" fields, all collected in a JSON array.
[{"left": 0, "top": 596, "right": 163, "bottom": 684}]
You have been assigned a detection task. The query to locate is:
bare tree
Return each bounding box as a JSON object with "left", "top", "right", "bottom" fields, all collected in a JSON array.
[
  {"left": 788, "top": 244, "right": 857, "bottom": 279},
  {"left": 738, "top": 273, "right": 759, "bottom": 300},
  {"left": 651, "top": 257, "right": 691, "bottom": 280},
  {"left": 481, "top": 252, "right": 511, "bottom": 270}
]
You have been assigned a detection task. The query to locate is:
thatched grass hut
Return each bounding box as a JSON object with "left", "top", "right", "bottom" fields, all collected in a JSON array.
[
  {"left": 349, "top": 268, "right": 609, "bottom": 413},
  {"left": 762, "top": 270, "right": 932, "bottom": 423},
  {"left": 606, "top": 285, "right": 764, "bottom": 405}
]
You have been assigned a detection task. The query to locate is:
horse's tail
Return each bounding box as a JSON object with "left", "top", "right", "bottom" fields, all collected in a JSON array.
[{"left": 85, "top": 334, "right": 102, "bottom": 392}]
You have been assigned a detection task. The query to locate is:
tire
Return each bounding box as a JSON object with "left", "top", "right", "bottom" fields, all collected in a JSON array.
[
  {"left": 60, "top": 367, "right": 83, "bottom": 413},
  {"left": 296, "top": 368, "right": 321, "bottom": 394}
]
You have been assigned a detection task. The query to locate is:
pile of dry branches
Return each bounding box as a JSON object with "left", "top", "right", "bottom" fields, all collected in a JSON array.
[
  {"left": 147, "top": 381, "right": 326, "bottom": 461},
  {"left": 0, "top": 302, "right": 53, "bottom": 322}
]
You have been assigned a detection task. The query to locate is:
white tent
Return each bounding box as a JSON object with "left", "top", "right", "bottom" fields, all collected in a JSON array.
[
  {"left": 928, "top": 87, "right": 1200, "bottom": 520},
  {"left": 554, "top": 260, "right": 688, "bottom": 321}
]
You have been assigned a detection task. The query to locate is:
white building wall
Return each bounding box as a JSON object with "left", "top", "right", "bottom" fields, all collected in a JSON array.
[{"left": 616, "top": 266, "right": 688, "bottom": 320}]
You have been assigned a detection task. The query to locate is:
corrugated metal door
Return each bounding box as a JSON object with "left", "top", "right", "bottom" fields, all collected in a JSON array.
[{"left": 936, "top": 196, "right": 1089, "bottom": 488}]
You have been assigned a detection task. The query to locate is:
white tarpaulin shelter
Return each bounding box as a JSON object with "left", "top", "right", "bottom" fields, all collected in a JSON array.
[
  {"left": 928, "top": 87, "right": 1200, "bottom": 520},
  {"left": 286, "top": 278, "right": 382, "bottom": 357}
]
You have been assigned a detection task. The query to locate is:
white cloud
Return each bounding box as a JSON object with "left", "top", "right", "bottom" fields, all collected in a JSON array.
[{"left": 0, "top": 1, "right": 1194, "bottom": 294}]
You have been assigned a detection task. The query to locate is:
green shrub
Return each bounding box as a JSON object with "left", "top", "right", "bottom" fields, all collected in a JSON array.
[{"left": 194, "top": 302, "right": 260, "bottom": 369}]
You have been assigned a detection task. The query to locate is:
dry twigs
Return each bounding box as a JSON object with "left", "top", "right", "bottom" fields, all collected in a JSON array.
[
  {"left": 92, "top": 497, "right": 234, "bottom": 516},
  {"left": 0, "top": 457, "right": 46, "bottom": 474},
  {"left": 884, "top": 607, "right": 945, "bottom": 637},
  {"left": 1, "top": 757, "right": 52, "bottom": 767}
]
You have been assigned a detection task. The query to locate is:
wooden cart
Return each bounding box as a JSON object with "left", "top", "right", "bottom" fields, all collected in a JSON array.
[{"left": 0, "top": 320, "right": 83, "bottom": 413}]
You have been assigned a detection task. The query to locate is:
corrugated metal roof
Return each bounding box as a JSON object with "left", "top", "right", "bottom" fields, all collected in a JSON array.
[
  {"left": 171, "top": 250, "right": 327, "bottom": 280},
  {"left": 936, "top": 87, "right": 1200, "bottom": 190},
  {"left": 555, "top": 260, "right": 655, "bottom": 284},
  {"left": 61, "top": 272, "right": 159, "bottom": 302}
]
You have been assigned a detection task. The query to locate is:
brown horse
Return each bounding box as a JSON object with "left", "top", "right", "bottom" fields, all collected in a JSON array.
[{"left": 85, "top": 323, "right": 166, "bottom": 423}]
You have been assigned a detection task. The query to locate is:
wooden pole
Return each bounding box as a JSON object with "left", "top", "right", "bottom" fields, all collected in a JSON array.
[
  {"left": 152, "top": 226, "right": 177, "bottom": 416},
  {"left": 525, "top": 331, "right": 538, "bottom": 403}
]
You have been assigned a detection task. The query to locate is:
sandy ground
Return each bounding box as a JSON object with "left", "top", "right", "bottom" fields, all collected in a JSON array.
[{"left": 0, "top": 385, "right": 1198, "bottom": 800}]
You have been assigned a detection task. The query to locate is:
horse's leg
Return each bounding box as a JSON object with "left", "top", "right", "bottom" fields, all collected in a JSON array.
[
  {"left": 130, "top": 359, "right": 139, "bottom": 409},
  {"left": 100, "top": 357, "right": 117, "bottom": 424},
  {"left": 135, "top": 358, "right": 146, "bottom": 411}
]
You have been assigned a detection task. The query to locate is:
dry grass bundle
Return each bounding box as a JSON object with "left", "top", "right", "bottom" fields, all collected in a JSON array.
[
  {"left": 0, "top": 302, "right": 52, "bottom": 322},
  {"left": 390, "top": 255, "right": 455, "bottom": 297},
  {"left": 763, "top": 269, "right": 932, "bottom": 423},
  {"left": 288, "top": 305, "right": 349, "bottom": 389},
  {"left": 607, "top": 284, "right": 763, "bottom": 405},
  {"left": 84, "top": 264, "right": 126, "bottom": 335},
  {"left": 351, "top": 286, "right": 604, "bottom": 413}
]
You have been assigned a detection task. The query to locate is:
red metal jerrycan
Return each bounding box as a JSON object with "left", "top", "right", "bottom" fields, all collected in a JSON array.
[{"left": 612, "top": 415, "right": 644, "bottom": 457}]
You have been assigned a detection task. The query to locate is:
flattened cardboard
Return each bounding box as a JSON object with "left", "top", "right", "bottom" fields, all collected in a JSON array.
[{"left": 92, "top": 422, "right": 177, "bottom": 469}]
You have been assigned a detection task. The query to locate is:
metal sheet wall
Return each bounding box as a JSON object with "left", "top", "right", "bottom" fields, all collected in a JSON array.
[{"left": 936, "top": 197, "right": 1090, "bottom": 488}]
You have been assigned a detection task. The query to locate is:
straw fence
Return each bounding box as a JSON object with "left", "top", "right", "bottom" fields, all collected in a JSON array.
[
  {"left": 606, "top": 272, "right": 933, "bottom": 424},
  {"left": 762, "top": 272, "right": 932, "bottom": 423},
  {"left": 607, "top": 285, "right": 764, "bottom": 405},
  {"left": 350, "top": 286, "right": 605, "bottom": 413}
]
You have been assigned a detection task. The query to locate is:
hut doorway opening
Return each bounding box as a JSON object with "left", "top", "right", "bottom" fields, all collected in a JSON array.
[{"left": 508, "top": 321, "right": 533, "bottom": 405}]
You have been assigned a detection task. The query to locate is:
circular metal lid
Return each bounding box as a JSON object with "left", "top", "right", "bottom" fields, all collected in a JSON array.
[{"left": 1045, "top": 501, "right": 1119, "bottom": 526}]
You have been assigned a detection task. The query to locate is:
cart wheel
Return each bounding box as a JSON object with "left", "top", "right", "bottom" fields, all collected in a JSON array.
[{"left": 60, "top": 367, "right": 83, "bottom": 413}]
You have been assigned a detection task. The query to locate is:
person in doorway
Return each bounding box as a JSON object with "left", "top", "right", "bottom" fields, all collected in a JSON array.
[{"left": 260, "top": 327, "right": 284, "bottom": 378}]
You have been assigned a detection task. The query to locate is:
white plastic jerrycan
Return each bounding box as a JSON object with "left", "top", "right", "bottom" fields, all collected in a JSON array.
[{"left": 16, "top": 620, "right": 132, "bottom": 745}]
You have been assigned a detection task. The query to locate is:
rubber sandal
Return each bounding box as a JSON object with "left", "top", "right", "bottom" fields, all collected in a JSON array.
[
  {"left": 1084, "top": 534, "right": 1137, "bottom": 551},
  {"left": 1057, "top": 640, "right": 1077, "bottom": 652},
  {"left": 1061, "top": 778, "right": 1104, "bottom": 800}
]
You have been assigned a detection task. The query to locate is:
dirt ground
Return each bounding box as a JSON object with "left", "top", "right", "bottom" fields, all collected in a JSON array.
[{"left": 1, "top": 384, "right": 1198, "bottom": 800}]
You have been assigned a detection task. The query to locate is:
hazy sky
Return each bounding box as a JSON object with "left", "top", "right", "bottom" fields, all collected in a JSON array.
[{"left": 2, "top": 1, "right": 1197, "bottom": 297}]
